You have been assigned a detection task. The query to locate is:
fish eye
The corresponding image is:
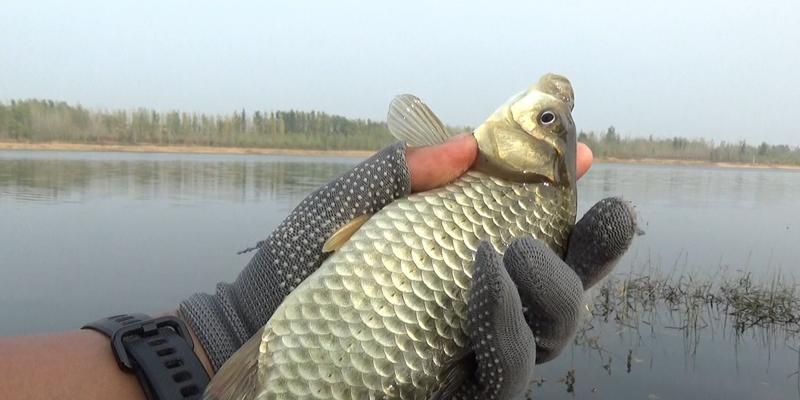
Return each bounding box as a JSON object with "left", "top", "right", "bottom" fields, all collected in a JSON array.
[{"left": 539, "top": 111, "right": 557, "bottom": 125}]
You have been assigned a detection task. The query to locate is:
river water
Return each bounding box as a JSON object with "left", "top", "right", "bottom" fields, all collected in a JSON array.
[{"left": 1, "top": 150, "right": 799, "bottom": 398}]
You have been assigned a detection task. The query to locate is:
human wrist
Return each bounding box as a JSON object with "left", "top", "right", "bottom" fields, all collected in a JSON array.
[
  {"left": 79, "top": 311, "right": 213, "bottom": 398},
  {"left": 166, "top": 309, "right": 214, "bottom": 376}
]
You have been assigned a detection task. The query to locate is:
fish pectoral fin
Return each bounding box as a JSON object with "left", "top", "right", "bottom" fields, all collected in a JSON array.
[
  {"left": 203, "top": 327, "right": 265, "bottom": 400},
  {"left": 387, "top": 94, "right": 453, "bottom": 146},
  {"left": 428, "top": 354, "right": 475, "bottom": 400},
  {"left": 322, "top": 213, "right": 372, "bottom": 253}
]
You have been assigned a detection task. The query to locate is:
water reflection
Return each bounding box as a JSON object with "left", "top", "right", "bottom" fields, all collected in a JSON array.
[
  {"left": 0, "top": 151, "right": 361, "bottom": 337},
  {"left": 0, "top": 151, "right": 356, "bottom": 205}
]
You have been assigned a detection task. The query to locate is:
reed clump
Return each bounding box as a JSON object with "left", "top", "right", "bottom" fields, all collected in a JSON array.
[{"left": 588, "top": 270, "right": 800, "bottom": 336}]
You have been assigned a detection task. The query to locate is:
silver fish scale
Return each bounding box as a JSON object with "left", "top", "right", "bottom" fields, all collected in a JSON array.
[{"left": 256, "top": 171, "right": 575, "bottom": 400}]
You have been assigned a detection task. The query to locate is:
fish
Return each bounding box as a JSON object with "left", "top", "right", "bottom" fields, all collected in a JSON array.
[{"left": 204, "top": 73, "right": 578, "bottom": 400}]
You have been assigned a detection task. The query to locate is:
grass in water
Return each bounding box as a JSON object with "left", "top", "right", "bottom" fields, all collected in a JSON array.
[
  {"left": 534, "top": 269, "right": 800, "bottom": 398},
  {"left": 587, "top": 270, "right": 800, "bottom": 337}
]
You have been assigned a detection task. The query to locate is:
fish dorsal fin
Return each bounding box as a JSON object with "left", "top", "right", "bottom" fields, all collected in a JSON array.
[
  {"left": 322, "top": 213, "right": 372, "bottom": 253},
  {"left": 387, "top": 94, "right": 452, "bottom": 146}
]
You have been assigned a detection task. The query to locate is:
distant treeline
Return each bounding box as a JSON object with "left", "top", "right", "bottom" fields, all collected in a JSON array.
[
  {"left": 580, "top": 126, "right": 800, "bottom": 165},
  {"left": 0, "top": 99, "right": 395, "bottom": 150},
  {"left": 2, "top": 99, "right": 799, "bottom": 165}
]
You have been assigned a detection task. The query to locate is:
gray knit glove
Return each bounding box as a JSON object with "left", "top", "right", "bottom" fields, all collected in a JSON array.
[
  {"left": 180, "top": 142, "right": 411, "bottom": 371},
  {"left": 438, "top": 197, "right": 638, "bottom": 400}
]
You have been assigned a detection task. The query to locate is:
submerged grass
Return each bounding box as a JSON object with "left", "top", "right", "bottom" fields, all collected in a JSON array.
[
  {"left": 587, "top": 270, "right": 800, "bottom": 337},
  {"left": 534, "top": 270, "right": 800, "bottom": 398}
]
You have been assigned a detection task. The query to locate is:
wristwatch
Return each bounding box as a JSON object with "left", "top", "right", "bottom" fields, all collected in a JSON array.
[{"left": 82, "top": 314, "right": 209, "bottom": 400}]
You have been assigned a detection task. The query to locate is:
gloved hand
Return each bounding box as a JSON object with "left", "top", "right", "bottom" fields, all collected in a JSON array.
[
  {"left": 180, "top": 135, "right": 482, "bottom": 370},
  {"left": 441, "top": 197, "right": 638, "bottom": 400},
  {"left": 180, "top": 142, "right": 415, "bottom": 371}
]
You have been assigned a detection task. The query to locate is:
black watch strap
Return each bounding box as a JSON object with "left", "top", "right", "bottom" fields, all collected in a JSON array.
[{"left": 83, "top": 314, "right": 209, "bottom": 400}]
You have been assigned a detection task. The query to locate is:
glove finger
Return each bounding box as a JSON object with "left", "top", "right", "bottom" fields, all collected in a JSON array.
[
  {"left": 566, "top": 196, "right": 639, "bottom": 290},
  {"left": 436, "top": 242, "right": 537, "bottom": 400},
  {"left": 504, "top": 236, "right": 584, "bottom": 364}
]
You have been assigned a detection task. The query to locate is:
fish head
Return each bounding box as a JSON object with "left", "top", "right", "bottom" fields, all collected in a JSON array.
[{"left": 472, "top": 73, "right": 576, "bottom": 189}]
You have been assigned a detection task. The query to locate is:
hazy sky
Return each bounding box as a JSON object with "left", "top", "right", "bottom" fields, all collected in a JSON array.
[{"left": 2, "top": 0, "right": 799, "bottom": 145}]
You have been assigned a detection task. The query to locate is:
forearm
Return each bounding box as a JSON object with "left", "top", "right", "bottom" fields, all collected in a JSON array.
[
  {"left": 0, "top": 311, "right": 213, "bottom": 399},
  {"left": 0, "top": 330, "right": 145, "bottom": 399}
]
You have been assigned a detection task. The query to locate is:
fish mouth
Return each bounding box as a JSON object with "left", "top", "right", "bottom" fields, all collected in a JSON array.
[{"left": 471, "top": 128, "right": 570, "bottom": 186}]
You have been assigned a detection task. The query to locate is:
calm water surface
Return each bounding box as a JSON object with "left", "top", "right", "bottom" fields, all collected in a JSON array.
[{"left": 1, "top": 150, "right": 799, "bottom": 398}]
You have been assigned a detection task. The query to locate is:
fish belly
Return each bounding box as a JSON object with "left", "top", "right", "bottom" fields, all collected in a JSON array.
[{"left": 254, "top": 172, "right": 575, "bottom": 399}]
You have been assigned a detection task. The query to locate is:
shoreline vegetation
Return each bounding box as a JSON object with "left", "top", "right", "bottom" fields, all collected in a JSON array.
[{"left": 2, "top": 98, "right": 800, "bottom": 168}]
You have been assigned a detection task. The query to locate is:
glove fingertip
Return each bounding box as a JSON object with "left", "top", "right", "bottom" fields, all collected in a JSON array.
[{"left": 568, "top": 196, "right": 639, "bottom": 289}]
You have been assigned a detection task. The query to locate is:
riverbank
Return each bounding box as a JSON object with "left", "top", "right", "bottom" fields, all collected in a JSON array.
[
  {"left": 600, "top": 156, "right": 800, "bottom": 170},
  {"left": 2, "top": 141, "right": 799, "bottom": 170},
  {"left": 0, "top": 141, "right": 375, "bottom": 158}
]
